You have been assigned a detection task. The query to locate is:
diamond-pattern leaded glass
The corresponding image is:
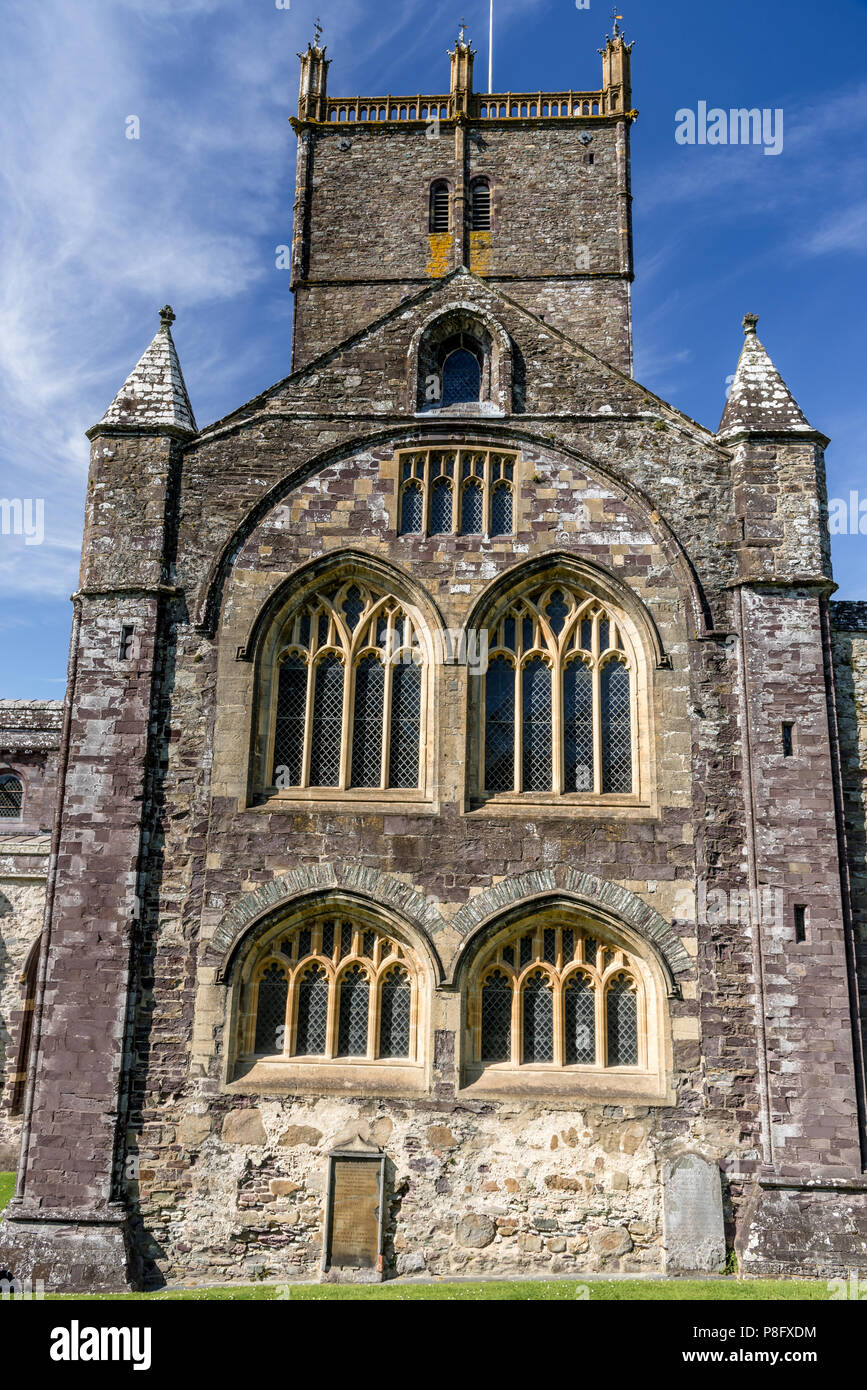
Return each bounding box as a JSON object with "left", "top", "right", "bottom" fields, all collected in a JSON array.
[
  {"left": 562, "top": 929, "right": 575, "bottom": 962},
  {"left": 460, "top": 479, "right": 483, "bottom": 534},
  {"left": 543, "top": 928, "right": 556, "bottom": 964},
  {"left": 564, "top": 973, "right": 596, "bottom": 1064},
  {"left": 601, "top": 660, "right": 632, "bottom": 794},
  {"left": 309, "top": 655, "right": 344, "bottom": 787},
  {"left": 485, "top": 656, "right": 515, "bottom": 791},
  {"left": 481, "top": 970, "right": 512, "bottom": 1061},
  {"left": 342, "top": 586, "right": 364, "bottom": 630},
  {"left": 431, "top": 478, "right": 452, "bottom": 533},
  {"left": 522, "top": 658, "right": 552, "bottom": 792},
  {"left": 297, "top": 928, "right": 312, "bottom": 960},
  {"left": 388, "top": 662, "right": 421, "bottom": 788},
  {"left": 606, "top": 975, "right": 638, "bottom": 1066},
  {"left": 337, "top": 964, "right": 370, "bottom": 1056},
  {"left": 563, "top": 660, "right": 593, "bottom": 793},
  {"left": 522, "top": 971, "right": 554, "bottom": 1063},
  {"left": 340, "top": 922, "right": 353, "bottom": 959},
  {"left": 379, "top": 966, "right": 411, "bottom": 1058},
  {"left": 350, "top": 656, "right": 385, "bottom": 787},
  {"left": 254, "top": 964, "right": 288, "bottom": 1053},
  {"left": 491, "top": 483, "right": 512, "bottom": 536},
  {"left": 519, "top": 933, "right": 533, "bottom": 968},
  {"left": 295, "top": 964, "right": 328, "bottom": 1055},
  {"left": 273, "top": 658, "right": 307, "bottom": 786},
  {"left": 0, "top": 775, "right": 23, "bottom": 819},
  {"left": 400, "top": 481, "right": 424, "bottom": 534},
  {"left": 442, "top": 348, "right": 481, "bottom": 406}
]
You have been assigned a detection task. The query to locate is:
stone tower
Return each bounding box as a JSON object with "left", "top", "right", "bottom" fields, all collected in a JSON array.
[{"left": 2, "top": 25, "right": 867, "bottom": 1291}]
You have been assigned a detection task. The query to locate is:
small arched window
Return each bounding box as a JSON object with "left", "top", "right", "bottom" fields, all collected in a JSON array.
[
  {"left": 240, "top": 913, "right": 421, "bottom": 1065},
  {"left": 268, "top": 579, "right": 426, "bottom": 794},
  {"left": 430, "top": 181, "right": 450, "bottom": 233},
  {"left": 0, "top": 774, "right": 23, "bottom": 820},
  {"left": 442, "top": 348, "right": 481, "bottom": 406},
  {"left": 471, "top": 178, "right": 491, "bottom": 230},
  {"left": 477, "top": 580, "right": 638, "bottom": 798},
  {"left": 469, "top": 917, "right": 650, "bottom": 1076}
]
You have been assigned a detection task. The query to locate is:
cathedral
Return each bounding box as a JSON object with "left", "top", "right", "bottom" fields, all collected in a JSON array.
[{"left": 2, "top": 24, "right": 867, "bottom": 1290}]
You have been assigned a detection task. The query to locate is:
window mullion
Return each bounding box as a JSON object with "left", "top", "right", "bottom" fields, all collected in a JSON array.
[
  {"left": 592, "top": 662, "right": 602, "bottom": 796},
  {"left": 381, "top": 653, "right": 394, "bottom": 790},
  {"left": 483, "top": 450, "right": 491, "bottom": 535},
  {"left": 552, "top": 653, "right": 564, "bottom": 795},
  {"left": 511, "top": 979, "right": 521, "bottom": 1066},
  {"left": 514, "top": 660, "right": 523, "bottom": 792},
  {"left": 368, "top": 969, "right": 378, "bottom": 1059},
  {"left": 597, "top": 978, "right": 606, "bottom": 1066},
  {"left": 339, "top": 655, "right": 352, "bottom": 790},
  {"left": 325, "top": 972, "right": 338, "bottom": 1058},
  {"left": 301, "top": 658, "right": 315, "bottom": 788},
  {"left": 553, "top": 977, "right": 564, "bottom": 1066}
]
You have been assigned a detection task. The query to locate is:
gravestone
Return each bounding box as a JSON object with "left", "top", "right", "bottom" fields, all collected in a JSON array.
[
  {"left": 663, "top": 1153, "right": 726, "bottom": 1273},
  {"left": 322, "top": 1134, "right": 385, "bottom": 1280}
]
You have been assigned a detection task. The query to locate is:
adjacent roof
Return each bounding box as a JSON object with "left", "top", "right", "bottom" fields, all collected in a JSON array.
[
  {"left": 718, "top": 313, "right": 813, "bottom": 440},
  {"left": 93, "top": 305, "right": 197, "bottom": 435}
]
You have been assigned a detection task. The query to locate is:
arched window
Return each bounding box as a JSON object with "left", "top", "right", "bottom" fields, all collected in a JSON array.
[
  {"left": 398, "top": 447, "right": 515, "bottom": 537},
  {"left": 0, "top": 774, "right": 23, "bottom": 820},
  {"left": 239, "top": 912, "right": 420, "bottom": 1065},
  {"left": 442, "top": 348, "right": 481, "bottom": 406},
  {"left": 477, "top": 579, "right": 638, "bottom": 798},
  {"left": 468, "top": 916, "right": 650, "bottom": 1075},
  {"left": 429, "top": 180, "right": 450, "bottom": 232},
  {"left": 471, "top": 178, "right": 491, "bottom": 230},
  {"left": 268, "top": 578, "right": 426, "bottom": 794}
]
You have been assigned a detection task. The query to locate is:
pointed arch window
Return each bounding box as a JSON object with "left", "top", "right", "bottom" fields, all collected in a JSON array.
[
  {"left": 477, "top": 580, "right": 638, "bottom": 799},
  {"left": 268, "top": 578, "right": 426, "bottom": 794},
  {"left": 239, "top": 912, "right": 421, "bottom": 1067},
  {"left": 0, "top": 774, "right": 23, "bottom": 819},
  {"left": 397, "top": 447, "right": 515, "bottom": 537},
  {"left": 469, "top": 916, "right": 651, "bottom": 1075}
]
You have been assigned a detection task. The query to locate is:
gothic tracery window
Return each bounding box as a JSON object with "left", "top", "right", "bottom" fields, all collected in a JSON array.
[
  {"left": 397, "top": 447, "right": 515, "bottom": 537},
  {"left": 269, "top": 579, "right": 425, "bottom": 793},
  {"left": 471, "top": 919, "right": 645, "bottom": 1071},
  {"left": 479, "top": 581, "right": 636, "bottom": 797},
  {"left": 241, "top": 914, "right": 419, "bottom": 1064}
]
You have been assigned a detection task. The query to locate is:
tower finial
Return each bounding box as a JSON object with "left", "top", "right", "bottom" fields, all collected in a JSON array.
[
  {"left": 743, "top": 312, "right": 759, "bottom": 336},
  {"left": 159, "top": 304, "right": 176, "bottom": 330},
  {"left": 458, "top": 16, "right": 467, "bottom": 45},
  {"left": 314, "top": 16, "right": 323, "bottom": 46},
  {"left": 611, "top": 10, "right": 624, "bottom": 38}
]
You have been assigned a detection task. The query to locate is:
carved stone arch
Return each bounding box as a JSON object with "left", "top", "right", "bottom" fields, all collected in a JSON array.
[
  {"left": 447, "top": 867, "right": 692, "bottom": 993},
  {"left": 407, "top": 301, "right": 513, "bottom": 414},
  {"left": 211, "top": 865, "right": 448, "bottom": 984}
]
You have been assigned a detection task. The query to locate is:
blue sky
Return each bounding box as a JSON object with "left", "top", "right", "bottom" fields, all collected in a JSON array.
[{"left": 1, "top": 0, "right": 865, "bottom": 698}]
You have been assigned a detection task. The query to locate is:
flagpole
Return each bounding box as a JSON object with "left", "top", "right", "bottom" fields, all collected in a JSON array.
[{"left": 488, "top": 0, "right": 493, "bottom": 93}]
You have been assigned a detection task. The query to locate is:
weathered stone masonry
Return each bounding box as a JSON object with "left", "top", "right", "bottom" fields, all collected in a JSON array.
[{"left": 2, "top": 25, "right": 867, "bottom": 1289}]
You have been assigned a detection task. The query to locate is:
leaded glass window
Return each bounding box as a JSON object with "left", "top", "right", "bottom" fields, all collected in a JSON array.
[
  {"left": 442, "top": 348, "right": 481, "bottom": 406},
  {"left": 254, "top": 963, "right": 289, "bottom": 1053},
  {"left": 471, "top": 919, "right": 646, "bottom": 1074},
  {"left": 522, "top": 971, "right": 554, "bottom": 1063},
  {"left": 295, "top": 964, "right": 329, "bottom": 1055},
  {"left": 243, "top": 915, "right": 420, "bottom": 1066},
  {"left": 396, "top": 447, "right": 515, "bottom": 536},
  {"left": 0, "top": 774, "right": 23, "bottom": 819},
  {"left": 379, "top": 966, "right": 411, "bottom": 1058},
  {"left": 337, "top": 964, "right": 370, "bottom": 1056},
  {"left": 267, "top": 579, "right": 426, "bottom": 794},
  {"left": 479, "top": 580, "right": 637, "bottom": 797},
  {"left": 606, "top": 973, "right": 639, "bottom": 1066},
  {"left": 481, "top": 970, "right": 512, "bottom": 1061}
]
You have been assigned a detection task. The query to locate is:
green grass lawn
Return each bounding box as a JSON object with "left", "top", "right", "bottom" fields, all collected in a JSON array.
[
  {"left": 50, "top": 1277, "right": 831, "bottom": 1301},
  {"left": 0, "top": 1172, "right": 15, "bottom": 1213}
]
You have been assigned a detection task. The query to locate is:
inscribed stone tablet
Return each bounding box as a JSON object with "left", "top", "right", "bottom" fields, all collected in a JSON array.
[
  {"left": 663, "top": 1153, "right": 725, "bottom": 1272},
  {"left": 329, "top": 1159, "right": 381, "bottom": 1269}
]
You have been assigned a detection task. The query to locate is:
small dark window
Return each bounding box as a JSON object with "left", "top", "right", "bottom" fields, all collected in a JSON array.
[
  {"left": 430, "top": 181, "right": 450, "bottom": 233},
  {"left": 471, "top": 178, "right": 491, "bottom": 230},
  {"left": 781, "top": 722, "right": 794, "bottom": 757},
  {"left": 442, "top": 348, "right": 481, "bottom": 406},
  {"left": 794, "top": 904, "right": 807, "bottom": 943},
  {"left": 0, "top": 774, "right": 23, "bottom": 820},
  {"left": 118, "top": 625, "right": 134, "bottom": 660}
]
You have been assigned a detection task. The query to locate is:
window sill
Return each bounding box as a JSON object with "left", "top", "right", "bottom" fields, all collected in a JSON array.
[
  {"left": 229, "top": 1056, "right": 427, "bottom": 1096},
  {"left": 460, "top": 1064, "right": 669, "bottom": 1104},
  {"left": 465, "top": 793, "right": 654, "bottom": 819},
  {"left": 248, "top": 788, "right": 436, "bottom": 815}
]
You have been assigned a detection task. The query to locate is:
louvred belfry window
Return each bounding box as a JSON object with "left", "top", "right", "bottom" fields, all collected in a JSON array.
[
  {"left": 471, "top": 178, "right": 491, "bottom": 230},
  {"left": 470, "top": 920, "right": 645, "bottom": 1072},
  {"left": 478, "top": 581, "right": 636, "bottom": 798},
  {"left": 270, "top": 579, "right": 426, "bottom": 793},
  {"left": 243, "top": 915, "right": 420, "bottom": 1063},
  {"left": 430, "top": 180, "right": 450, "bottom": 232}
]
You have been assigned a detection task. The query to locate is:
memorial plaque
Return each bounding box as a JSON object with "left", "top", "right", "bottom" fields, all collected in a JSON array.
[
  {"left": 327, "top": 1156, "right": 383, "bottom": 1270},
  {"left": 663, "top": 1153, "right": 726, "bottom": 1273}
]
